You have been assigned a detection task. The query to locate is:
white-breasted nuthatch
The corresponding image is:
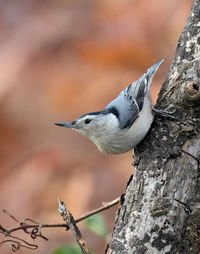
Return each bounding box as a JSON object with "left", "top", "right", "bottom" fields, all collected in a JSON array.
[{"left": 55, "top": 60, "right": 165, "bottom": 154}]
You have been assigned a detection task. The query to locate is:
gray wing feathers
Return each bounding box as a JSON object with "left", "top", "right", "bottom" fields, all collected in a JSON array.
[
  {"left": 106, "top": 60, "right": 164, "bottom": 129},
  {"left": 106, "top": 91, "right": 139, "bottom": 129}
]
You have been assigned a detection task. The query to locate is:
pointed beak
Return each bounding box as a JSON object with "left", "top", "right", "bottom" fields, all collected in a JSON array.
[{"left": 54, "top": 122, "right": 75, "bottom": 128}]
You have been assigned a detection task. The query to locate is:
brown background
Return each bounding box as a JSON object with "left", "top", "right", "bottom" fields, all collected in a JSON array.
[{"left": 0, "top": 1, "right": 193, "bottom": 253}]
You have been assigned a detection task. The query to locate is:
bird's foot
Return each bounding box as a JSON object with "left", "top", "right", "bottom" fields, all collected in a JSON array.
[{"left": 153, "top": 107, "right": 176, "bottom": 119}]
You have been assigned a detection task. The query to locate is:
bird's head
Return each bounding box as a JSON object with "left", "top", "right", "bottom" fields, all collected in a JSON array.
[{"left": 55, "top": 111, "right": 117, "bottom": 139}]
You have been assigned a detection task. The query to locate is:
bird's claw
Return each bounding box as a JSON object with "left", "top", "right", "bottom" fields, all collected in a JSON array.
[{"left": 153, "top": 107, "right": 176, "bottom": 119}]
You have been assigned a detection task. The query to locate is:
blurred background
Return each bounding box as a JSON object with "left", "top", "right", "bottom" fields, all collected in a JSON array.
[{"left": 0, "top": 0, "right": 193, "bottom": 253}]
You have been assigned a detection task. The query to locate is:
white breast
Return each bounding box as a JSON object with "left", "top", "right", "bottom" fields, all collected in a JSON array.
[{"left": 91, "top": 95, "right": 154, "bottom": 154}]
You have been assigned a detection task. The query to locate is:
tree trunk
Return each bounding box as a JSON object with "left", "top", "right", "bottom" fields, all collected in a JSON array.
[{"left": 106, "top": 1, "right": 200, "bottom": 253}]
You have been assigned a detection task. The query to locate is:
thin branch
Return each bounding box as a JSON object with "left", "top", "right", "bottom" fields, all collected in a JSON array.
[
  {"left": 0, "top": 233, "right": 38, "bottom": 251},
  {"left": 0, "top": 197, "right": 120, "bottom": 251},
  {"left": 2, "top": 209, "right": 19, "bottom": 223},
  {"left": 2, "top": 197, "right": 120, "bottom": 235},
  {"left": 58, "top": 198, "right": 90, "bottom": 254},
  {"left": 76, "top": 197, "right": 120, "bottom": 223}
]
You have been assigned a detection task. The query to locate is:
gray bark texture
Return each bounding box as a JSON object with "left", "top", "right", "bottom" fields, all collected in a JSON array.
[{"left": 106, "top": 1, "right": 200, "bottom": 253}]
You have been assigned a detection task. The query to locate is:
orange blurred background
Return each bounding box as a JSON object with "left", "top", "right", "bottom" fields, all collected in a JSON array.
[{"left": 0, "top": 0, "right": 193, "bottom": 253}]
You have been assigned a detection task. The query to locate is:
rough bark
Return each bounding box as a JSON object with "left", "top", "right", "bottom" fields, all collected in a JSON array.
[{"left": 106, "top": 1, "right": 200, "bottom": 253}]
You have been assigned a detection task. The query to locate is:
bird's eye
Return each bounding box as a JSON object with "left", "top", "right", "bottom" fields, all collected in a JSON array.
[{"left": 84, "top": 119, "right": 92, "bottom": 124}]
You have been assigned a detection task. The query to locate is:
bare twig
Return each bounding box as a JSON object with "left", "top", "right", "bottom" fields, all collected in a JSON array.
[
  {"left": 2, "top": 209, "right": 19, "bottom": 223},
  {"left": 58, "top": 198, "right": 90, "bottom": 254},
  {"left": 0, "top": 233, "right": 38, "bottom": 251},
  {"left": 0, "top": 197, "right": 120, "bottom": 251},
  {"left": 2, "top": 197, "right": 120, "bottom": 235},
  {"left": 76, "top": 197, "right": 120, "bottom": 223}
]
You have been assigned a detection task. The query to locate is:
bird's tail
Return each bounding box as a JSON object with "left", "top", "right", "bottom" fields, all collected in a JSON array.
[
  {"left": 126, "top": 59, "right": 164, "bottom": 99},
  {"left": 145, "top": 59, "right": 164, "bottom": 90}
]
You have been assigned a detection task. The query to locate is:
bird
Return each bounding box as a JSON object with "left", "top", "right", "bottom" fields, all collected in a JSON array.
[{"left": 55, "top": 60, "right": 165, "bottom": 154}]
